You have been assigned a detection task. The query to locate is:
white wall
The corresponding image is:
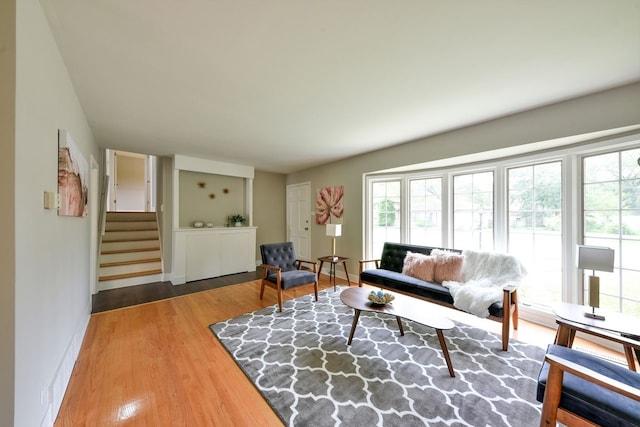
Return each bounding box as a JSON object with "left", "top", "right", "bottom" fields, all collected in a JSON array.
[{"left": 13, "top": 1, "right": 101, "bottom": 425}]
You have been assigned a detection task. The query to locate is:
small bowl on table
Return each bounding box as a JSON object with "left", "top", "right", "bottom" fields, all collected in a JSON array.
[{"left": 367, "top": 290, "right": 395, "bottom": 306}]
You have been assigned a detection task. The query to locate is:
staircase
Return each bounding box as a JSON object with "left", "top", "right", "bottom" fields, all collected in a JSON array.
[{"left": 98, "top": 211, "right": 163, "bottom": 290}]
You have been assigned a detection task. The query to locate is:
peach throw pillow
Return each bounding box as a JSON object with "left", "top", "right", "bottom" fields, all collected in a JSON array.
[
  {"left": 432, "top": 250, "right": 464, "bottom": 283},
  {"left": 402, "top": 252, "right": 436, "bottom": 282}
]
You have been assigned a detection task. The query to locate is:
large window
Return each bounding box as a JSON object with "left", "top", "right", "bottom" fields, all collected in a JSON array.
[
  {"left": 508, "top": 162, "right": 563, "bottom": 308},
  {"left": 583, "top": 149, "right": 640, "bottom": 315},
  {"left": 453, "top": 171, "right": 494, "bottom": 250},
  {"left": 370, "top": 180, "right": 401, "bottom": 257},
  {"left": 409, "top": 177, "right": 442, "bottom": 247},
  {"left": 364, "top": 135, "right": 639, "bottom": 319}
]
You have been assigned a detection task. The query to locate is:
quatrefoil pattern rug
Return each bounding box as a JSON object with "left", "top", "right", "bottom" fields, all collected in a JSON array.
[{"left": 210, "top": 286, "right": 545, "bottom": 426}]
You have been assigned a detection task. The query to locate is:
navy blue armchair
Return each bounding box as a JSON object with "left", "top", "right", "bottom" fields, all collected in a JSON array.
[
  {"left": 260, "top": 242, "right": 318, "bottom": 312},
  {"left": 537, "top": 344, "right": 640, "bottom": 426}
]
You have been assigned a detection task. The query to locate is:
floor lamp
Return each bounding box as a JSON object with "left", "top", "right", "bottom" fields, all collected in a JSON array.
[{"left": 577, "top": 245, "right": 615, "bottom": 321}]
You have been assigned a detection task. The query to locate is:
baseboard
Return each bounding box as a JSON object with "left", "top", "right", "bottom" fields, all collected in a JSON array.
[
  {"left": 39, "top": 403, "right": 52, "bottom": 427},
  {"left": 45, "top": 312, "right": 90, "bottom": 427},
  {"left": 320, "top": 266, "right": 355, "bottom": 285},
  {"left": 171, "top": 273, "right": 186, "bottom": 285}
]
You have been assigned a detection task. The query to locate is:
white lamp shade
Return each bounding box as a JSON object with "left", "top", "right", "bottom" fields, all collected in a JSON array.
[
  {"left": 577, "top": 245, "right": 614, "bottom": 272},
  {"left": 326, "top": 224, "right": 342, "bottom": 237}
]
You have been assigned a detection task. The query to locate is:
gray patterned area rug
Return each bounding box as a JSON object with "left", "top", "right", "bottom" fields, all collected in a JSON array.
[{"left": 209, "top": 286, "right": 545, "bottom": 427}]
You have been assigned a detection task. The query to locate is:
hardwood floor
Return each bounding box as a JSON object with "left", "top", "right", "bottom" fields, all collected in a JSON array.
[
  {"left": 57, "top": 275, "right": 626, "bottom": 426},
  {"left": 91, "top": 270, "right": 262, "bottom": 313}
]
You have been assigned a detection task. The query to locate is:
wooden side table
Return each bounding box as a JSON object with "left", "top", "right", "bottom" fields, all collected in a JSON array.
[
  {"left": 317, "top": 256, "right": 351, "bottom": 290},
  {"left": 552, "top": 302, "right": 640, "bottom": 371}
]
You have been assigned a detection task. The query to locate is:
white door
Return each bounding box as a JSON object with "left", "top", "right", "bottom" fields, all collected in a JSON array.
[
  {"left": 113, "top": 151, "right": 148, "bottom": 211},
  {"left": 287, "top": 183, "right": 311, "bottom": 260}
]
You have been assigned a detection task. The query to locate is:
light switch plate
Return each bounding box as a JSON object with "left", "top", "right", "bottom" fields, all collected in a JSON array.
[{"left": 44, "top": 191, "right": 58, "bottom": 209}]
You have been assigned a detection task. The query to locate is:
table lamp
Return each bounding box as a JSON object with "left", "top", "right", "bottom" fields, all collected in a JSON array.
[
  {"left": 577, "top": 245, "right": 615, "bottom": 320},
  {"left": 326, "top": 224, "right": 342, "bottom": 259}
]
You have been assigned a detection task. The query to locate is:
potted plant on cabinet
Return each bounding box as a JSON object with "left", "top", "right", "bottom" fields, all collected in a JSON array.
[{"left": 230, "top": 214, "right": 245, "bottom": 227}]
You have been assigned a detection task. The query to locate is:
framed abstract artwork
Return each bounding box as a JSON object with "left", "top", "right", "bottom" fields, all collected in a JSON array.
[
  {"left": 58, "top": 129, "right": 88, "bottom": 217},
  {"left": 315, "top": 185, "right": 344, "bottom": 224}
]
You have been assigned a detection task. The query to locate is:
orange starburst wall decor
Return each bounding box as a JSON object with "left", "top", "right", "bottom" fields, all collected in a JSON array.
[{"left": 315, "top": 185, "right": 344, "bottom": 224}]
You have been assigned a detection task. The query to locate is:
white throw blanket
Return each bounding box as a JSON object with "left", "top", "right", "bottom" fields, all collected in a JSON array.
[{"left": 442, "top": 249, "right": 527, "bottom": 318}]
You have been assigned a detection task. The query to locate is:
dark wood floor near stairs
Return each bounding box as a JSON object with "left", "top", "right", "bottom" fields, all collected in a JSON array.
[{"left": 92, "top": 269, "right": 262, "bottom": 313}]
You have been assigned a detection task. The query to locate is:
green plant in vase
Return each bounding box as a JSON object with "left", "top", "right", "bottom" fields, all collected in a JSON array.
[{"left": 231, "top": 214, "right": 246, "bottom": 226}]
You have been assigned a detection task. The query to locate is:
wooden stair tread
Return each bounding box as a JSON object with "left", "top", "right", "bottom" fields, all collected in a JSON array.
[
  {"left": 102, "top": 237, "right": 159, "bottom": 243},
  {"left": 101, "top": 247, "right": 160, "bottom": 255},
  {"left": 104, "top": 227, "right": 158, "bottom": 231},
  {"left": 106, "top": 219, "right": 156, "bottom": 222},
  {"left": 100, "top": 258, "right": 161, "bottom": 268},
  {"left": 107, "top": 211, "right": 156, "bottom": 216},
  {"left": 98, "top": 269, "right": 163, "bottom": 282},
  {"left": 99, "top": 212, "right": 162, "bottom": 286}
]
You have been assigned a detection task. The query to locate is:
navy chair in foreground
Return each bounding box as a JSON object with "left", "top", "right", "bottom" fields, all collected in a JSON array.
[
  {"left": 537, "top": 344, "right": 640, "bottom": 427},
  {"left": 260, "top": 242, "right": 318, "bottom": 312}
]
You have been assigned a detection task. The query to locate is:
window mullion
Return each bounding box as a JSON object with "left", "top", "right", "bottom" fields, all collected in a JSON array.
[
  {"left": 494, "top": 166, "right": 507, "bottom": 253},
  {"left": 400, "top": 177, "right": 409, "bottom": 243}
]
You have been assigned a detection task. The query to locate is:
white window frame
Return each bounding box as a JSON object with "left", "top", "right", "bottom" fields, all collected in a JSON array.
[{"left": 363, "top": 132, "right": 640, "bottom": 330}]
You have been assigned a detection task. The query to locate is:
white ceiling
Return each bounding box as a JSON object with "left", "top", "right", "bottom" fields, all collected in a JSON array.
[{"left": 42, "top": 1, "right": 640, "bottom": 173}]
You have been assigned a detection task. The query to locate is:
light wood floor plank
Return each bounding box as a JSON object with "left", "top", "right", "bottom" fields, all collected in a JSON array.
[{"left": 54, "top": 277, "right": 624, "bottom": 426}]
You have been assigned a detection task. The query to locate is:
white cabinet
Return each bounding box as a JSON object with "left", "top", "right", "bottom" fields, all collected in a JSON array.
[
  {"left": 186, "top": 233, "right": 221, "bottom": 282},
  {"left": 172, "top": 227, "right": 256, "bottom": 284},
  {"left": 220, "top": 231, "right": 250, "bottom": 276}
]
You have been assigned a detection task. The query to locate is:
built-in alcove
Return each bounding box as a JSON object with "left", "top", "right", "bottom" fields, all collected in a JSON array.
[
  {"left": 178, "top": 170, "right": 245, "bottom": 227},
  {"left": 171, "top": 155, "right": 256, "bottom": 285}
]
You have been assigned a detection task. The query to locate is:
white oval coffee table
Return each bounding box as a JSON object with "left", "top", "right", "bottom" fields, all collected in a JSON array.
[{"left": 340, "top": 287, "right": 456, "bottom": 377}]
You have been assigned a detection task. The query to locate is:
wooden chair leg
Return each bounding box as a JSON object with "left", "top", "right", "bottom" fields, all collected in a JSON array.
[
  {"left": 502, "top": 289, "right": 511, "bottom": 351},
  {"left": 502, "top": 314, "right": 510, "bottom": 352},
  {"left": 277, "top": 286, "right": 284, "bottom": 312},
  {"left": 313, "top": 280, "right": 319, "bottom": 301},
  {"left": 259, "top": 268, "right": 267, "bottom": 299},
  {"left": 539, "top": 363, "right": 563, "bottom": 427},
  {"left": 512, "top": 290, "right": 519, "bottom": 330}
]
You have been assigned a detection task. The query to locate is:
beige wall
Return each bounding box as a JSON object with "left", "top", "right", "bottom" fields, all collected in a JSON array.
[
  {"left": 253, "top": 170, "right": 287, "bottom": 262},
  {"left": 0, "top": 1, "right": 16, "bottom": 425},
  {"left": 287, "top": 82, "right": 640, "bottom": 279},
  {"left": 156, "top": 157, "right": 173, "bottom": 274},
  {"left": 178, "top": 170, "right": 246, "bottom": 227},
  {"left": 157, "top": 156, "right": 173, "bottom": 275}
]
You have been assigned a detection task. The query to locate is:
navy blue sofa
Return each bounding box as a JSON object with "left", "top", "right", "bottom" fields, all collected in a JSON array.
[{"left": 359, "top": 242, "right": 518, "bottom": 351}]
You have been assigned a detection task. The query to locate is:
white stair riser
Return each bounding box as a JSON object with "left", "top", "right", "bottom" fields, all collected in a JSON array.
[
  {"left": 99, "top": 250, "right": 161, "bottom": 264},
  {"left": 101, "top": 240, "right": 160, "bottom": 252},
  {"left": 105, "top": 221, "right": 158, "bottom": 231},
  {"left": 98, "top": 273, "right": 164, "bottom": 291},
  {"left": 102, "top": 230, "right": 159, "bottom": 241},
  {"left": 106, "top": 212, "right": 156, "bottom": 222},
  {"left": 99, "top": 261, "right": 162, "bottom": 277}
]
